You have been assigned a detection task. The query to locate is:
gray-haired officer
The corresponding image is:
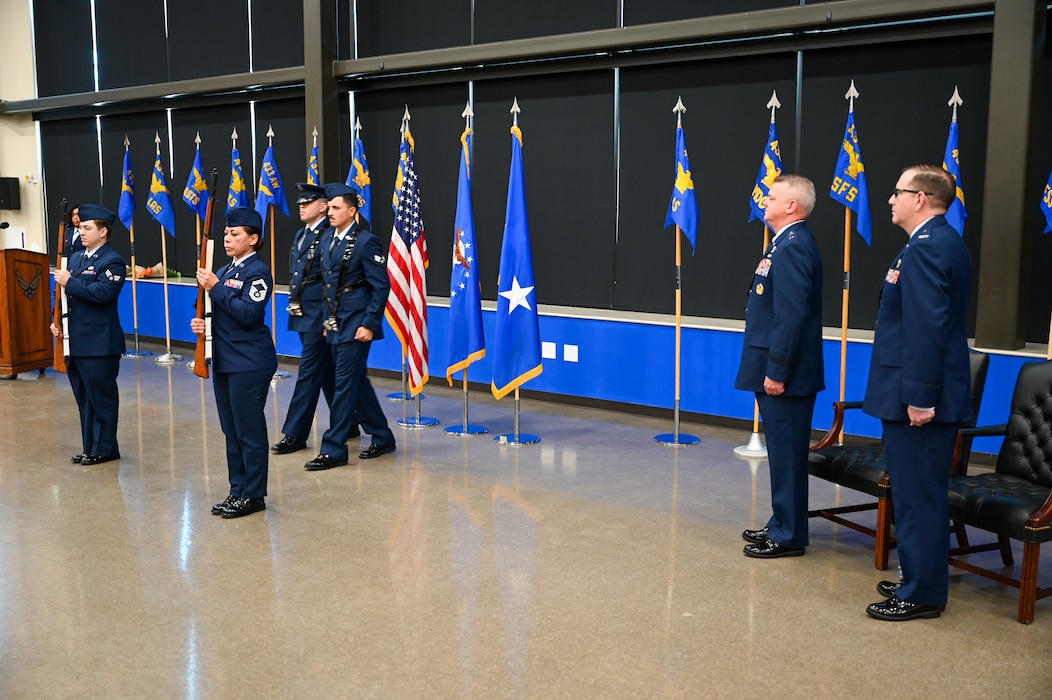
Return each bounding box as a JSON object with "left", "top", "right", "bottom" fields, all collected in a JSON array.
[
  {"left": 272, "top": 182, "right": 361, "bottom": 454},
  {"left": 304, "top": 183, "right": 395, "bottom": 471},
  {"left": 50, "top": 203, "right": 126, "bottom": 465}
]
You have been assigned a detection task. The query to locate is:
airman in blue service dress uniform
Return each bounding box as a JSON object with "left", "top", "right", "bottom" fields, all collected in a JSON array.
[
  {"left": 191, "top": 207, "right": 278, "bottom": 519},
  {"left": 863, "top": 165, "right": 972, "bottom": 621},
  {"left": 735, "top": 175, "right": 824, "bottom": 558},
  {"left": 272, "top": 183, "right": 362, "bottom": 455},
  {"left": 50, "top": 204, "right": 126, "bottom": 465},
  {"left": 65, "top": 204, "right": 85, "bottom": 255},
  {"left": 304, "top": 183, "right": 395, "bottom": 471}
]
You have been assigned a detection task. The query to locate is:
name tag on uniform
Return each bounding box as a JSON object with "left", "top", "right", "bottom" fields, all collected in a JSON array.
[
  {"left": 755, "top": 257, "right": 772, "bottom": 277},
  {"left": 885, "top": 268, "right": 900, "bottom": 284},
  {"left": 224, "top": 279, "right": 244, "bottom": 290}
]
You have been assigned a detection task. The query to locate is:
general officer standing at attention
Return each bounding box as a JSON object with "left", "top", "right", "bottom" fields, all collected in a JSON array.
[
  {"left": 735, "top": 174, "right": 824, "bottom": 558},
  {"left": 271, "top": 183, "right": 361, "bottom": 455},
  {"left": 191, "top": 207, "right": 278, "bottom": 519},
  {"left": 863, "top": 165, "right": 971, "bottom": 621},
  {"left": 304, "top": 183, "right": 395, "bottom": 471},
  {"left": 50, "top": 204, "right": 126, "bottom": 465}
]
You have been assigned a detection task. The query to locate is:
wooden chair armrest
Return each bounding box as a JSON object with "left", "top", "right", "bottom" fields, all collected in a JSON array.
[
  {"left": 811, "top": 400, "right": 864, "bottom": 450},
  {"left": 1027, "top": 490, "right": 1052, "bottom": 530}
]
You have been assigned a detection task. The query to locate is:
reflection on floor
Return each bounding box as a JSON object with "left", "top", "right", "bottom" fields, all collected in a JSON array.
[{"left": 0, "top": 344, "right": 1049, "bottom": 698}]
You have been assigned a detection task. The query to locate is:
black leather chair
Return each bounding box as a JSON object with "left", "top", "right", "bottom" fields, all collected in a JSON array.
[
  {"left": 947, "top": 359, "right": 1052, "bottom": 624},
  {"left": 808, "top": 349, "right": 990, "bottom": 569}
]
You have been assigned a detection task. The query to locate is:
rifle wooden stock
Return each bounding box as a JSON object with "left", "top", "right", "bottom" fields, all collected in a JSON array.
[
  {"left": 52, "top": 198, "right": 69, "bottom": 373},
  {"left": 193, "top": 170, "right": 219, "bottom": 379}
]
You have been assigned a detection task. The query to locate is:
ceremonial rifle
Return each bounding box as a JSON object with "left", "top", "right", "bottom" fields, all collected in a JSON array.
[
  {"left": 53, "top": 198, "right": 69, "bottom": 373},
  {"left": 193, "top": 170, "right": 219, "bottom": 379}
]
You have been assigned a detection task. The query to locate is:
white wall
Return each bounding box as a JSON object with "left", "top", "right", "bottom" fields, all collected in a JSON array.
[{"left": 0, "top": 0, "right": 46, "bottom": 253}]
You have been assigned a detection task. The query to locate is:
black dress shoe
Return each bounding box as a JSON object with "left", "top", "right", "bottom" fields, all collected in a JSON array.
[
  {"left": 346, "top": 425, "right": 361, "bottom": 440},
  {"left": 211, "top": 495, "right": 239, "bottom": 516},
  {"left": 71, "top": 453, "right": 86, "bottom": 464},
  {"left": 271, "top": 435, "right": 307, "bottom": 454},
  {"left": 866, "top": 596, "right": 944, "bottom": 621},
  {"left": 877, "top": 580, "right": 901, "bottom": 599},
  {"left": 304, "top": 454, "right": 348, "bottom": 471},
  {"left": 221, "top": 497, "right": 266, "bottom": 519},
  {"left": 742, "top": 527, "right": 770, "bottom": 544},
  {"left": 359, "top": 442, "right": 396, "bottom": 460},
  {"left": 81, "top": 454, "right": 120, "bottom": 465},
  {"left": 743, "top": 538, "right": 805, "bottom": 559}
]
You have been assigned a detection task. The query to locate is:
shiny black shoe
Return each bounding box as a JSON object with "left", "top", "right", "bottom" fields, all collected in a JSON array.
[
  {"left": 359, "top": 442, "right": 396, "bottom": 460},
  {"left": 877, "top": 580, "right": 901, "bottom": 599},
  {"left": 81, "top": 453, "right": 120, "bottom": 465},
  {"left": 743, "top": 538, "right": 805, "bottom": 559},
  {"left": 271, "top": 435, "right": 307, "bottom": 454},
  {"left": 304, "top": 454, "right": 348, "bottom": 471},
  {"left": 71, "top": 453, "right": 86, "bottom": 464},
  {"left": 211, "top": 495, "right": 239, "bottom": 516},
  {"left": 221, "top": 497, "right": 266, "bottom": 519},
  {"left": 742, "top": 527, "right": 770, "bottom": 544},
  {"left": 866, "top": 596, "right": 944, "bottom": 621}
]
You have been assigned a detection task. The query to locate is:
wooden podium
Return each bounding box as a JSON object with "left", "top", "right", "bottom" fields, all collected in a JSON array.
[{"left": 0, "top": 249, "right": 53, "bottom": 376}]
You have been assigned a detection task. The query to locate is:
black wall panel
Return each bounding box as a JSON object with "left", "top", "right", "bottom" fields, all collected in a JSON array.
[
  {"left": 1026, "top": 47, "right": 1052, "bottom": 343},
  {"left": 354, "top": 0, "right": 470, "bottom": 58},
  {"left": 34, "top": 0, "right": 95, "bottom": 97},
  {"left": 799, "top": 36, "right": 991, "bottom": 333},
  {"left": 473, "top": 73, "right": 616, "bottom": 309},
  {"left": 474, "top": 0, "right": 615, "bottom": 44},
  {"left": 94, "top": 0, "right": 168, "bottom": 89},
  {"left": 252, "top": 0, "right": 304, "bottom": 71},
  {"left": 352, "top": 84, "right": 471, "bottom": 301},
  {"left": 619, "top": 55, "right": 798, "bottom": 318},
  {"left": 624, "top": 0, "right": 797, "bottom": 26},
  {"left": 253, "top": 99, "right": 308, "bottom": 283},
  {"left": 167, "top": 1, "right": 250, "bottom": 81},
  {"left": 41, "top": 119, "right": 102, "bottom": 259}
]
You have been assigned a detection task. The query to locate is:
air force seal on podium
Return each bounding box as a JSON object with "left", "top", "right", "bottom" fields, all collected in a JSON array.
[{"left": 249, "top": 279, "right": 268, "bottom": 303}]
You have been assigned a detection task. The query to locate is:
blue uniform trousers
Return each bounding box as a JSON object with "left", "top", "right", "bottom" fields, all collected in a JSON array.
[
  {"left": 281, "top": 330, "right": 335, "bottom": 441},
  {"left": 68, "top": 355, "right": 121, "bottom": 457},
  {"left": 214, "top": 368, "right": 272, "bottom": 499},
  {"left": 882, "top": 420, "right": 957, "bottom": 606},
  {"left": 321, "top": 340, "right": 394, "bottom": 460},
  {"left": 757, "top": 392, "right": 816, "bottom": 548}
]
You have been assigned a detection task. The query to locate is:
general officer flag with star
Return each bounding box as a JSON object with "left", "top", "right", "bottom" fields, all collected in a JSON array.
[
  {"left": 492, "top": 124, "right": 542, "bottom": 400},
  {"left": 664, "top": 124, "right": 698, "bottom": 254}
]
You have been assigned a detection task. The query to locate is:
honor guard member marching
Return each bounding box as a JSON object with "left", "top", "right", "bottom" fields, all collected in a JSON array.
[
  {"left": 191, "top": 207, "right": 278, "bottom": 518},
  {"left": 304, "top": 183, "right": 396, "bottom": 471},
  {"left": 50, "top": 204, "right": 127, "bottom": 465},
  {"left": 271, "top": 183, "right": 361, "bottom": 455}
]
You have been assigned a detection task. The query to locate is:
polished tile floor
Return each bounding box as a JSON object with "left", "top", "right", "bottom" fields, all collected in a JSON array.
[{"left": 1, "top": 343, "right": 1049, "bottom": 698}]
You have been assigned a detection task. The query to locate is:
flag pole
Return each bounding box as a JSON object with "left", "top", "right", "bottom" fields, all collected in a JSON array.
[
  {"left": 187, "top": 132, "right": 206, "bottom": 372},
  {"left": 655, "top": 97, "right": 699, "bottom": 448},
  {"left": 121, "top": 136, "right": 151, "bottom": 358},
  {"left": 837, "top": 82, "right": 861, "bottom": 444},
  {"left": 260, "top": 126, "right": 290, "bottom": 381},
  {"left": 152, "top": 132, "right": 183, "bottom": 365},
  {"left": 386, "top": 110, "right": 413, "bottom": 404},
  {"left": 444, "top": 102, "right": 488, "bottom": 438}
]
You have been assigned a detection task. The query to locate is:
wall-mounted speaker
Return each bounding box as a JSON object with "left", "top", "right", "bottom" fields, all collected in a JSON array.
[{"left": 0, "top": 178, "right": 20, "bottom": 210}]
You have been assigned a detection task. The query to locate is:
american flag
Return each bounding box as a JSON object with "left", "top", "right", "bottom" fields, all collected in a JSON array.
[{"left": 385, "top": 129, "right": 429, "bottom": 395}]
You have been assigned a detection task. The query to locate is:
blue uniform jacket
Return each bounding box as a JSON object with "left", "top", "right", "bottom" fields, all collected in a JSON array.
[
  {"left": 64, "top": 242, "right": 126, "bottom": 356},
  {"left": 734, "top": 221, "right": 824, "bottom": 396},
  {"left": 287, "top": 220, "right": 328, "bottom": 334},
  {"left": 208, "top": 253, "right": 278, "bottom": 374},
  {"left": 320, "top": 222, "right": 390, "bottom": 345},
  {"left": 863, "top": 215, "right": 972, "bottom": 423}
]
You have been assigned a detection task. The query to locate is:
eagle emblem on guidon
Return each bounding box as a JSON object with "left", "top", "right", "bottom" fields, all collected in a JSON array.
[{"left": 249, "top": 279, "right": 268, "bottom": 303}]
